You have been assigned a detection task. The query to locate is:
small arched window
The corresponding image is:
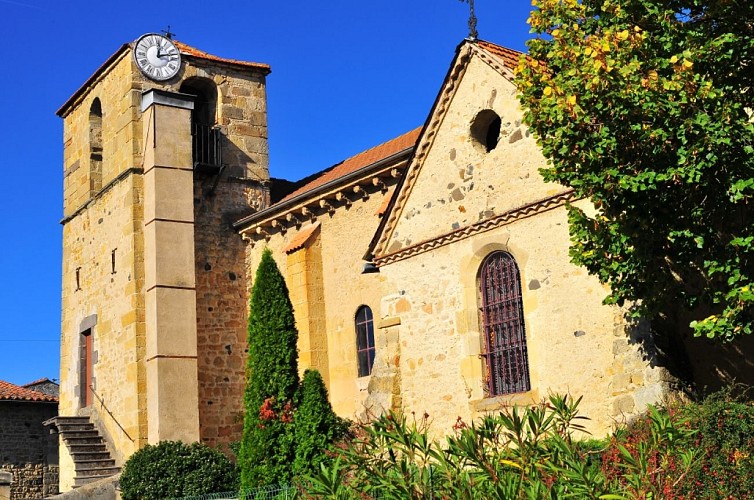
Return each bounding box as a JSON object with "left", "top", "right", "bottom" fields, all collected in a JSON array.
[
  {"left": 479, "top": 251, "right": 530, "bottom": 396},
  {"left": 355, "top": 305, "right": 375, "bottom": 377},
  {"left": 89, "top": 98, "right": 103, "bottom": 195}
]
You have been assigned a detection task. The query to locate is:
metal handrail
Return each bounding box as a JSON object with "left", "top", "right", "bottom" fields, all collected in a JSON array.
[{"left": 90, "top": 384, "right": 135, "bottom": 443}]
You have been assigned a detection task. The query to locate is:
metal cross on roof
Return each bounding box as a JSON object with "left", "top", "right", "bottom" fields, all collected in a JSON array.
[
  {"left": 458, "top": 0, "right": 479, "bottom": 40},
  {"left": 162, "top": 26, "right": 176, "bottom": 39}
]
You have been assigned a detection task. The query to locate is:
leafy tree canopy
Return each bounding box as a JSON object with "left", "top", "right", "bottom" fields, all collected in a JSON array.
[{"left": 516, "top": 0, "right": 754, "bottom": 341}]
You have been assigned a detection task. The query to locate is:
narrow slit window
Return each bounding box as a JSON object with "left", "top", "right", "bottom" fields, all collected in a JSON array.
[
  {"left": 111, "top": 249, "right": 116, "bottom": 274},
  {"left": 75, "top": 267, "right": 82, "bottom": 291},
  {"left": 89, "top": 99, "right": 103, "bottom": 195}
]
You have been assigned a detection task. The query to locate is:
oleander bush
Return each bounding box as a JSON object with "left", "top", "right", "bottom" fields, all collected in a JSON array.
[
  {"left": 600, "top": 387, "right": 754, "bottom": 499},
  {"left": 306, "top": 390, "right": 754, "bottom": 499},
  {"left": 119, "top": 440, "right": 239, "bottom": 500}
]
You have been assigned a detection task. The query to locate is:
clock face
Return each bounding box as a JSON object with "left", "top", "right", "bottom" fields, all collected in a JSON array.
[{"left": 133, "top": 34, "right": 182, "bottom": 81}]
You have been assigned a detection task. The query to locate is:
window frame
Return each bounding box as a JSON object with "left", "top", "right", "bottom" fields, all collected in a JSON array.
[
  {"left": 478, "top": 251, "right": 531, "bottom": 396},
  {"left": 355, "top": 305, "right": 376, "bottom": 377}
]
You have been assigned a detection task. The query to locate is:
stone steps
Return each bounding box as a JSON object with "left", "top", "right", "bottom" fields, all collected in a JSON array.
[{"left": 45, "top": 416, "right": 121, "bottom": 488}]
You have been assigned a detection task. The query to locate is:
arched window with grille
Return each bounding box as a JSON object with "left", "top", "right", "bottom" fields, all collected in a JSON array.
[
  {"left": 355, "top": 305, "right": 375, "bottom": 377},
  {"left": 478, "top": 251, "right": 530, "bottom": 396}
]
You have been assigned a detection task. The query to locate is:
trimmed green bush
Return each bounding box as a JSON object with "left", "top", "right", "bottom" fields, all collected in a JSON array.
[
  {"left": 239, "top": 248, "right": 299, "bottom": 488},
  {"left": 119, "top": 440, "right": 239, "bottom": 500},
  {"left": 293, "top": 369, "right": 350, "bottom": 478}
]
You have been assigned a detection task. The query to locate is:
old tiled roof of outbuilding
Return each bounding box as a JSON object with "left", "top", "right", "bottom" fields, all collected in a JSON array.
[
  {"left": 277, "top": 127, "right": 422, "bottom": 205},
  {"left": 22, "top": 377, "right": 56, "bottom": 387},
  {"left": 0, "top": 380, "right": 58, "bottom": 402}
]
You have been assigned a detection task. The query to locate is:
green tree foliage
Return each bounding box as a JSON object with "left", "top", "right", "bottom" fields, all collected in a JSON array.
[
  {"left": 293, "top": 369, "right": 349, "bottom": 478},
  {"left": 239, "top": 248, "right": 299, "bottom": 488},
  {"left": 239, "top": 249, "right": 348, "bottom": 489},
  {"left": 305, "top": 394, "right": 697, "bottom": 499},
  {"left": 516, "top": 0, "right": 754, "bottom": 341},
  {"left": 119, "top": 441, "right": 239, "bottom": 500}
]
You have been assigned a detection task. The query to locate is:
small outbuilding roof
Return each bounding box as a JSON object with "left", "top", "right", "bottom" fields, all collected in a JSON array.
[{"left": 0, "top": 380, "right": 58, "bottom": 403}]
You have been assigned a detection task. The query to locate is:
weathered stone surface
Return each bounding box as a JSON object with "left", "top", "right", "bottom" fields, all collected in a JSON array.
[{"left": 59, "top": 42, "right": 271, "bottom": 491}]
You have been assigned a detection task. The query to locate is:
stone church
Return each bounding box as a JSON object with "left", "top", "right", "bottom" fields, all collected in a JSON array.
[{"left": 53, "top": 33, "right": 675, "bottom": 490}]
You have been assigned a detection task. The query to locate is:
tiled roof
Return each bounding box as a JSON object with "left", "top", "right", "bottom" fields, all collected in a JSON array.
[
  {"left": 376, "top": 186, "right": 396, "bottom": 217},
  {"left": 278, "top": 127, "right": 422, "bottom": 205},
  {"left": 283, "top": 222, "right": 321, "bottom": 254},
  {"left": 173, "top": 41, "right": 270, "bottom": 73},
  {"left": 476, "top": 40, "right": 523, "bottom": 71},
  {"left": 0, "top": 380, "right": 58, "bottom": 402},
  {"left": 22, "top": 377, "right": 57, "bottom": 387}
]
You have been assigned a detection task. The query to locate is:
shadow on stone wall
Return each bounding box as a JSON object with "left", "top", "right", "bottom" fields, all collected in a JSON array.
[{"left": 624, "top": 306, "right": 754, "bottom": 396}]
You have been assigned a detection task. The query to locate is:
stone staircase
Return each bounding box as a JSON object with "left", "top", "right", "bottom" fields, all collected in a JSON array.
[{"left": 47, "top": 416, "right": 121, "bottom": 488}]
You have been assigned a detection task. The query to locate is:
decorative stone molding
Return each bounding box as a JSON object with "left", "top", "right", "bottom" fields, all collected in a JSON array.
[{"left": 375, "top": 190, "right": 576, "bottom": 266}]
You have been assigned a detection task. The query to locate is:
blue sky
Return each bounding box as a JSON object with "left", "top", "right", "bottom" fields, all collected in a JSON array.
[{"left": 0, "top": 0, "right": 533, "bottom": 385}]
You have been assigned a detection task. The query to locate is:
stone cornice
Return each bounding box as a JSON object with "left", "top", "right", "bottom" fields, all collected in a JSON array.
[
  {"left": 470, "top": 43, "right": 517, "bottom": 82},
  {"left": 374, "top": 190, "right": 577, "bottom": 266}
]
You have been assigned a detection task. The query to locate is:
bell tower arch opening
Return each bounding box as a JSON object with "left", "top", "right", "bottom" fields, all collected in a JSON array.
[{"left": 180, "top": 78, "right": 220, "bottom": 173}]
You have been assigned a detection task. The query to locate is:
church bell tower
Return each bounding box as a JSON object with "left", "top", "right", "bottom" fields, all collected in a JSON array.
[{"left": 56, "top": 32, "right": 270, "bottom": 490}]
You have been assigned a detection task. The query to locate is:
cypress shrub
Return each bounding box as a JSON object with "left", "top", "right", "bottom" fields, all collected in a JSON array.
[
  {"left": 293, "top": 369, "right": 349, "bottom": 478},
  {"left": 239, "top": 248, "right": 299, "bottom": 489}
]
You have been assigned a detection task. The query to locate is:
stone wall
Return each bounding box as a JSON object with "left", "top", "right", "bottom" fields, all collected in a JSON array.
[
  {"left": 59, "top": 39, "right": 271, "bottom": 481},
  {"left": 61, "top": 52, "right": 141, "bottom": 217},
  {"left": 194, "top": 178, "right": 258, "bottom": 450},
  {"left": 0, "top": 401, "right": 59, "bottom": 498},
  {"left": 59, "top": 174, "right": 146, "bottom": 484},
  {"left": 245, "top": 179, "right": 399, "bottom": 418},
  {"left": 0, "top": 465, "right": 59, "bottom": 499},
  {"left": 372, "top": 46, "right": 671, "bottom": 437}
]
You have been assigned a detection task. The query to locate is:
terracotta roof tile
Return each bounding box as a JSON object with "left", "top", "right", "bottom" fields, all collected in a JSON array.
[
  {"left": 278, "top": 127, "right": 422, "bottom": 204},
  {"left": 173, "top": 41, "right": 270, "bottom": 73},
  {"left": 0, "top": 380, "right": 58, "bottom": 402},
  {"left": 376, "top": 186, "right": 396, "bottom": 217},
  {"left": 476, "top": 40, "right": 523, "bottom": 71},
  {"left": 283, "top": 222, "right": 321, "bottom": 254}
]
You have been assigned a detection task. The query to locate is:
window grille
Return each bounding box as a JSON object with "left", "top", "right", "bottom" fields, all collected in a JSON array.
[
  {"left": 479, "top": 251, "right": 530, "bottom": 396},
  {"left": 355, "top": 306, "right": 376, "bottom": 377},
  {"left": 192, "top": 122, "right": 222, "bottom": 172}
]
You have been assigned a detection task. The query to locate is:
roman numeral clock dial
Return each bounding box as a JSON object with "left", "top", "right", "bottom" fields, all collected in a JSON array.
[{"left": 134, "top": 33, "right": 182, "bottom": 81}]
